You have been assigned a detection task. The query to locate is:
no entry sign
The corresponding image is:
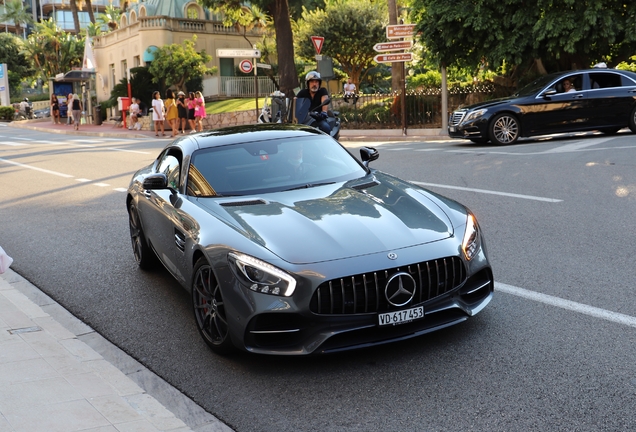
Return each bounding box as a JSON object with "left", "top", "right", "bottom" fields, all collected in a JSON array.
[{"left": 239, "top": 59, "right": 253, "bottom": 74}]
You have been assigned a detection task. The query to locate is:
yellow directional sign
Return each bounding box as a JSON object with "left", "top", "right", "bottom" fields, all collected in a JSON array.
[{"left": 374, "top": 53, "right": 413, "bottom": 63}]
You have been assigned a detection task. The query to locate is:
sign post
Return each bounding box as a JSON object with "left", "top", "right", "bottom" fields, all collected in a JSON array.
[
  {"left": 374, "top": 25, "right": 416, "bottom": 136},
  {"left": 217, "top": 49, "right": 262, "bottom": 119}
]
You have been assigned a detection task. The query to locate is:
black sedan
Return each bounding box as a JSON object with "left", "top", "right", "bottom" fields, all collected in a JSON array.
[
  {"left": 126, "top": 124, "right": 494, "bottom": 355},
  {"left": 448, "top": 68, "right": 636, "bottom": 145}
]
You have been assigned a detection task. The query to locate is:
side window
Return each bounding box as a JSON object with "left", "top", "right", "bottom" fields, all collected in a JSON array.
[
  {"left": 157, "top": 152, "right": 181, "bottom": 190},
  {"left": 589, "top": 72, "right": 622, "bottom": 89}
]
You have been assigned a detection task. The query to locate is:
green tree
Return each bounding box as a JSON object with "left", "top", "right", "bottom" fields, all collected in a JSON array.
[
  {"left": 410, "top": 0, "right": 636, "bottom": 81},
  {"left": 22, "top": 19, "right": 84, "bottom": 81},
  {"left": 0, "top": 0, "right": 34, "bottom": 38},
  {"left": 0, "top": 32, "right": 35, "bottom": 96},
  {"left": 147, "top": 36, "right": 216, "bottom": 92},
  {"left": 198, "top": 0, "right": 299, "bottom": 95},
  {"left": 295, "top": 0, "right": 387, "bottom": 88},
  {"left": 102, "top": 66, "right": 154, "bottom": 110}
]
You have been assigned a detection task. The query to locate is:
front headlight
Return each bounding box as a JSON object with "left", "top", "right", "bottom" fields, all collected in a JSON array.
[
  {"left": 464, "top": 108, "right": 487, "bottom": 122},
  {"left": 228, "top": 252, "right": 296, "bottom": 296},
  {"left": 461, "top": 214, "right": 481, "bottom": 261}
]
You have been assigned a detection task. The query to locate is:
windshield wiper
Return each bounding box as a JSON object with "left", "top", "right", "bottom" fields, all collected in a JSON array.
[{"left": 283, "top": 181, "right": 336, "bottom": 191}]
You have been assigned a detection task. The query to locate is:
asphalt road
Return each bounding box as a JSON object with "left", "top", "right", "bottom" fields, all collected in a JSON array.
[{"left": 1, "top": 123, "right": 635, "bottom": 431}]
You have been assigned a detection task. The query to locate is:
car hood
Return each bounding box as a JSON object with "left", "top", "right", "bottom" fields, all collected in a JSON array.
[{"left": 199, "top": 173, "right": 455, "bottom": 264}]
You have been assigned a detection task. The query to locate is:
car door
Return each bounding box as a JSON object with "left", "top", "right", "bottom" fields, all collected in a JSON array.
[
  {"left": 585, "top": 71, "right": 636, "bottom": 129},
  {"left": 520, "top": 74, "right": 587, "bottom": 136},
  {"left": 138, "top": 150, "right": 189, "bottom": 282}
]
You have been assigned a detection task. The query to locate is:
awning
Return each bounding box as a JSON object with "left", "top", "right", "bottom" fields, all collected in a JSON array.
[{"left": 55, "top": 70, "right": 96, "bottom": 82}]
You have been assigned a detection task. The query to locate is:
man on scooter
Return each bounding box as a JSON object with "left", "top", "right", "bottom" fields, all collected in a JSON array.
[{"left": 296, "top": 71, "right": 331, "bottom": 134}]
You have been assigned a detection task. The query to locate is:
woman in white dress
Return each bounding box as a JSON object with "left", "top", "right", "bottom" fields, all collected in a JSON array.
[{"left": 151, "top": 91, "right": 165, "bottom": 137}]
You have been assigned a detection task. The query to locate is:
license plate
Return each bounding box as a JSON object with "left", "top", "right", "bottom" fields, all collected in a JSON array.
[
  {"left": 449, "top": 126, "right": 456, "bottom": 132},
  {"left": 378, "top": 306, "right": 424, "bottom": 326}
]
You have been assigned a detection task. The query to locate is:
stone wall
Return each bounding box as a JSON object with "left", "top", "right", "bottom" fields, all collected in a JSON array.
[{"left": 115, "top": 110, "right": 257, "bottom": 130}]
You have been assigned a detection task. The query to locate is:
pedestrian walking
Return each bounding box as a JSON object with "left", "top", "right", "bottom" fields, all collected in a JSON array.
[
  {"left": 165, "top": 89, "right": 179, "bottom": 137},
  {"left": 50, "top": 94, "right": 60, "bottom": 124},
  {"left": 194, "top": 91, "right": 206, "bottom": 132},
  {"left": 152, "top": 91, "right": 166, "bottom": 137},
  {"left": 71, "top": 94, "right": 82, "bottom": 131},
  {"left": 177, "top": 91, "right": 188, "bottom": 134},
  {"left": 66, "top": 93, "right": 74, "bottom": 125},
  {"left": 187, "top": 92, "right": 197, "bottom": 133}
]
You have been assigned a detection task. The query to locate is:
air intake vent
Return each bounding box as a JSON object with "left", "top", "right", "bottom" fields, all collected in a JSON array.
[{"left": 220, "top": 199, "right": 267, "bottom": 207}]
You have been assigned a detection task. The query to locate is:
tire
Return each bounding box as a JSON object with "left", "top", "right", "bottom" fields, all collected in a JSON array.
[
  {"left": 629, "top": 106, "right": 636, "bottom": 133},
  {"left": 489, "top": 113, "right": 519, "bottom": 145},
  {"left": 128, "top": 203, "right": 157, "bottom": 270},
  {"left": 192, "top": 258, "right": 234, "bottom": 354},
  {"left": 599, "top": 128, "right": 620, "bottom": 135}
]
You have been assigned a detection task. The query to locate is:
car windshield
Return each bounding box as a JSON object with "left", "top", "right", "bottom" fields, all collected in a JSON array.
[
  {"left": 514, "top": 74, "right": 562, "bottom": 97},
  {"left": 187, "top": 135, "right": 368, "bottom": 197}
]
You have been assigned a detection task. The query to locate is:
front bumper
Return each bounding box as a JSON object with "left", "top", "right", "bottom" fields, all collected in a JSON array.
[
  {"left": 448, "top": 111, "right": 489, "bottom": 140},
  {"left": 243, "top": 267, "right": 493, "bottom": 355}
]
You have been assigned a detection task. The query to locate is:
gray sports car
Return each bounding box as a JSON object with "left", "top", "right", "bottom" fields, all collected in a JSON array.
[{"left": 126, "top": 124, "right": 493, "bottom": 355}]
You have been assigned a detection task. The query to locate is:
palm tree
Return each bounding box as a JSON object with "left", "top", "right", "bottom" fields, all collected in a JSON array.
[
  {"left": 97, "top": 4, "right": 121, "bottom": 31},
  {"left": 0, "top": 0, "right": 34, "bottom": 39},
  {"left": 234, "top": 5, "right": 270, "bottom": 47}
]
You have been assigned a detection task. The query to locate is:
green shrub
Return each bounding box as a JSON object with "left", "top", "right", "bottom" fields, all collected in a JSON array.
[{"left": 0, "top": 106, "right": 15, "bottom": 120}]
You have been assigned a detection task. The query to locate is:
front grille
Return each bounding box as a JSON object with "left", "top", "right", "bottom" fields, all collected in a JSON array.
[
  {"left": 310, "top": 257, "right": 466, "bottom": 315},
  {"left": 449, "top": 111, "right": 465, "bottom": 126}
]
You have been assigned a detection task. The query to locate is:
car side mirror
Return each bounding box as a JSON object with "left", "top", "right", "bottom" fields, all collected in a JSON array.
[
  {"left": 542, "top": 89, "right": 557, "bottom": 97},
  {"left": 360, "top": 147, "right": 379, "bottom": 167},
  {"left": 142, "top": 173, "right": 168, "bottom": 190}
]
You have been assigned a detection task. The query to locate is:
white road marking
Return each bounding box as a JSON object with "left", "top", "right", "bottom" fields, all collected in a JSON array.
[
  {"left": 410, "top": 181, "right": 563, "bottom": 202},
  {"left": 94, "top": 183, "right": 110, "bottom": 187},
  {"left": 0, "top": 157, "right": 74, "bottom": 178},
  {"left": 497, "top": 282, "right": 636, "bottom": 329},
  {"left": 113, "top": 188, "right": 128, "bottom": 192},
  {"left": 542, "top": 138, "right": 614, "bottom": 153},
  {"left": 0, "top": 142, "right": 27, "bottom": 146}
]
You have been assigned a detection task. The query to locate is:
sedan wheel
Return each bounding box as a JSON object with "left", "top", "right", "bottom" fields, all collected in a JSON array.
[
  {"left": 128, "top": 203, "right": 157, "bottom": 270},
  {"left": 192, "top": 259, "right": 234, "bottom": 354},
  {"left": 629, "top": 107, "right": 636, "bottom": 133},
  {"left": 489, "top": 113, "right": 519, "bottom": 145}
]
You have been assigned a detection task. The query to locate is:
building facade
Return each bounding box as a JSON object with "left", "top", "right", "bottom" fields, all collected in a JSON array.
[{"left": 92, "top": 0, "right": 265, "bottom": 104}]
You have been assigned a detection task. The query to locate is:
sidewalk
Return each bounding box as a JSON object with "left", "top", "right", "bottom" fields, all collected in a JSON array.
[
  {"left": 0, "top": 268, "right": 232, "bottom": 432},
  {"left": 8, "top": 118, "right": 450, "bottom": 142}
]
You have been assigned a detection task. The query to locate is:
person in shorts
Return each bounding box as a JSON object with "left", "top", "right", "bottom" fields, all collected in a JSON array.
[
  {"left": 187, "top": 92, "right": 197, "bottom": 133},
  {"left": 129, "top": 98, "right": 140, "bottom": 130}
]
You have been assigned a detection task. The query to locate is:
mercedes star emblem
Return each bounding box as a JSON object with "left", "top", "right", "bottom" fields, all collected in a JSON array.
[{"left": 385, "top": 272, "right": 417, "bottom": 307}]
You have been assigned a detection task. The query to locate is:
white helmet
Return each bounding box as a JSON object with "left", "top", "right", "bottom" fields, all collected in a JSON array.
[{"left": 305, "top": 71, "right": 322, "bottom": 85}]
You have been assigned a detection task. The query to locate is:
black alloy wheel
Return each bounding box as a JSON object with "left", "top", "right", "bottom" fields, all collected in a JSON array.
[
  {"left": 629, "top": 106, "right": 636, "bottom": 133},
  {"left": 192, "top": 258, "right": 234, "bottom": 354},
  {"left": 489, "top": 113, "right": 520, "bottom": 145},
  {"left": 128, "top": 203, "right": 157, "bottom": 270}
]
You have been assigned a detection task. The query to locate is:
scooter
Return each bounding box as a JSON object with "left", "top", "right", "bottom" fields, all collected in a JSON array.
[
  {"left": 295, "top": 97, "right": 341, "bottom": 141},
  {"left": 258, "top": 91, "right": 293, "bottom": 124}
]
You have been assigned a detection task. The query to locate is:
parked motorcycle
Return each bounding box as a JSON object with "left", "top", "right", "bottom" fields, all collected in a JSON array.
[
  {"left": 258, "top": 91, "right": 293, "bottom": 124},
  {"left": 295, "top": 96, "right": 341, "bottom": 141}
]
